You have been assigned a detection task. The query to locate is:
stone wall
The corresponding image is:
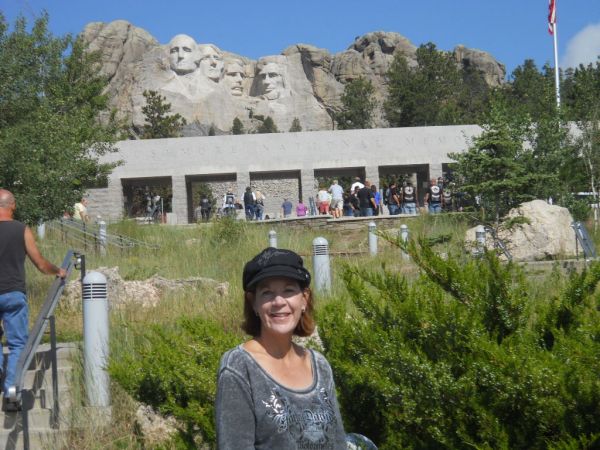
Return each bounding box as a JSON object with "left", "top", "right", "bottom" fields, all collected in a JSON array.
[{"left": 250, "top": 172, "right": 301, "bottom": 219}]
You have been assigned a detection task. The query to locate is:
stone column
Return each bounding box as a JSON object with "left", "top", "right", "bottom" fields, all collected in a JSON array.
[
  {"left": 107, "top": 177, "right": 124, "bottom": 221},
  {"left": 365, "top": 166, "right": 380, "bottom": 186},
  {"left": 237, "top": 171, "right": 251, "bottom": 202},
  {"left": 429, "top": 163, "right": 443, "bottom": 181},
  {"left": 171, "top": 175, "right": 188, "bottom": 224},
  {"left": 300, "top": 169, "right": 316, "bottom": 203}
]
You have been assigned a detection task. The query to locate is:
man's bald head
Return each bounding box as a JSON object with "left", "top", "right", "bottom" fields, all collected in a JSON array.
[{"left": 0, "top": 189, "right": 15, "bottom": 209}]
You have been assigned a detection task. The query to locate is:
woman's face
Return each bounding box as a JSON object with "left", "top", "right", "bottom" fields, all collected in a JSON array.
[{"left": 252, "top": 277, "right": 308, "bottom": 338}]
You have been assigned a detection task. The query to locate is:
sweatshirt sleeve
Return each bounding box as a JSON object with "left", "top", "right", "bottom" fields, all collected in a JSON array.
[{"left": 216, "top": 368, "right": 256, "bottom": 450}]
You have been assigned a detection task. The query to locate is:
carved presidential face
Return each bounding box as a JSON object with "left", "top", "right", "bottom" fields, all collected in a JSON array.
[
  {"left": 259, "top": 62, "right": 286, "bottom": 100},
  {"left": 168, "top": 35, "right": 198, "bottom": 75},
  {"left": 199, "top": 46, "right": 224, "bottom": 82},
  {"left": 224, "top": 62, "right": 245, "bottom": 96}
]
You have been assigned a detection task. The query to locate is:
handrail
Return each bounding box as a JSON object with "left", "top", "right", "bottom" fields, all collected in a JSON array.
[
  {"left": 5, "top": 250, "right": 82, "bottom": 450},
  {"left": 48, "top": 219, "right": 159, "bottom": 250}
]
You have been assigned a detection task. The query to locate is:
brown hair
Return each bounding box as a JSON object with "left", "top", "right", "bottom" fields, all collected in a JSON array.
[{"left": 241, "top": 284, "right": 315, "bottom": 337}]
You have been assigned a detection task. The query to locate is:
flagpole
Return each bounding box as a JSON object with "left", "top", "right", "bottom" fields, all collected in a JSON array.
[{"left": 552, "top": 11, "right": 561, "bottom": 108}]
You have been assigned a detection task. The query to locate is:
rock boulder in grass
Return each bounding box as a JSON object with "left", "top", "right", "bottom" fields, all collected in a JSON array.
[{"left": 465, "top": 200, "right": 578, "bottom": 261}]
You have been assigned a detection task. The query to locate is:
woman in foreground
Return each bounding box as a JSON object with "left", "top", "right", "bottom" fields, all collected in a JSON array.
[{"left": 215, "top": 247, "right": 346, "bottom": 449}]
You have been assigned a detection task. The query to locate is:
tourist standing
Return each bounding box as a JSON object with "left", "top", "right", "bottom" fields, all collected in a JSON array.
[
  {"left": 386, "top": 181, "right": 400, "bottom": 215},
  {"left": 281, "top": 198, "right": 293, "bottom": 218},
  {"left": 328, "top": 180, "right": 344, "bottom": 219},
  {"left": 357, "top": 181, "right": 377, "bottom": 217},
  {"left": 254, "top": 191, "right": 266, "bottom": 220},
  {"left": 424, "top": 178, "right": 442, "bottom": 214},
  {"left": 73, "top": 197, "right": 89, "bottom": 223},
  {"left": 371, "top": 184, "right": 382, "bottom": 216},
  {"left": 317, "top": 186, "right": 330, "bottom": 215},
  {"left": 350, "top": 177, "right": 364, "bottom": 192},
  {"left": 215, "top": 248, "right": 347, "bottom": 449},
  {"left": 401, "top": 181, "right": 419, "bottom": 215},
  {"left": 0, "top": 190, "right": 67, "bottom": 399},
  {"left": 296, "top": 199, "right": 308, "bottom": 217},
  {"left": 243, "top": 187, "right": 256, "bottom": 221}
]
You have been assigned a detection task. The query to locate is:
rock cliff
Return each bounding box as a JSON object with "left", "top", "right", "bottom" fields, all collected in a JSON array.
[{"left": 81, "top": 21, "right": 506, "bottom": 135}]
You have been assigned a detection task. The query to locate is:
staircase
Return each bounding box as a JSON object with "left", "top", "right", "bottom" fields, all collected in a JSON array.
[{"left": 0, "top": 343, "right": 77, "bottom": 449}]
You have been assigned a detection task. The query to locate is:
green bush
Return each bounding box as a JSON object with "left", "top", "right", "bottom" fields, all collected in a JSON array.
[
  {"left": 109, "top": 317, "right": 241, "bottom": 445},
  {"left": 319, "top": 239, "right": 600, "bottom": 449}
]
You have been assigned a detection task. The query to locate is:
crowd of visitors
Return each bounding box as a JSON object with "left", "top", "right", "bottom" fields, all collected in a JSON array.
[{"left": 195, "top": 177, "right": 458, "bottom": 222}]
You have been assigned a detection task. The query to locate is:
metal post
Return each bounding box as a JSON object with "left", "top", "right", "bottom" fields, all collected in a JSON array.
[
  {"left": 312, "top": 237, "right": 331, "bottom": 293},
  {"left": 99, "top": 221, "right": 107, "bottom": 256},
  {"left": 268, "top": 230, "right": 277, "bottom": 248},
  {"left": 475, "top": 225, "right": 486, "bottom": 256},
  {"left": 400, "top": 224, "right": 410, "bottom": 261},
  {"left": 368, "top": 221, "right": 377, "bottom": 256},
  {"left": 82, "top": 271, "right": 110, "bottom": 408},
  {"left": 49, "top": 316, "right": 59, "bottom": 428},
  {"left": 37, "top": 222, "right": 46, "bottom": 240}
]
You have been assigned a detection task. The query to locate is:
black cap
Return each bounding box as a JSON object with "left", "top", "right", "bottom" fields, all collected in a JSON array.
[{"left": 243, "top": 247, "right": 311, "bottom": 291}]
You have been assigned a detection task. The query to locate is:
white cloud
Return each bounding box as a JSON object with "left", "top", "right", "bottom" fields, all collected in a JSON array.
[{"left": 562, "top": 23, "right": 600, "bottom": 69}]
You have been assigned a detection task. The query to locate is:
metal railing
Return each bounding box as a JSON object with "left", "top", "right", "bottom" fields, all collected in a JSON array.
[
  {"left": 5, "top": 251, "right": 84, "bottom": 450},
  {"left": 48, "top": 219, "right": 159, "bottom": 252},
  {"left": 484, "top": 226, "right": 513, "bottom": 261}
]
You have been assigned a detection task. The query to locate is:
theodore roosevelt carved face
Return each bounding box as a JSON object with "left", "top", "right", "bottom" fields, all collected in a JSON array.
[
  {"left": 224, "top": 61, "right": 245, "bottom": 96},
  {"left": 168, "top": 34, "right": 198, "bottom": 75}
]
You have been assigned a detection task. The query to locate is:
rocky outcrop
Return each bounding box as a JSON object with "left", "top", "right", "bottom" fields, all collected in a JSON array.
[
  {"left": 466, "top": 200, "right": 577, "bottom": 261},
  {"left": 62, "top": 266, "right": 228, "bottom": 309},
  {"left": 81, "top": 21, "right": 506, "bottom": 134},
  {"left": 453, "top": 45, "right": 505, "bottom": 87}
]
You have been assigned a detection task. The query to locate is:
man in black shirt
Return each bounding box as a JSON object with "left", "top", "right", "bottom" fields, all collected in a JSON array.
[
  {"left": 357, "top": 181, "right": 377, "bottom": 217},
  {"left": 0, "top": 190, "right": 66, "bottom": 399}
]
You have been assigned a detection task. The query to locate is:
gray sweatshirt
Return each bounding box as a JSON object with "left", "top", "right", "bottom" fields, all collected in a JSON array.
[{"left": 216, "top": 345, "right": 346, "bottom": 450}]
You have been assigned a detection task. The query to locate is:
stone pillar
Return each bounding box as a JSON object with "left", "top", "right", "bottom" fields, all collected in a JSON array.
[
  {"left": 300, "top": 169, "right": 316, "bottom": 203},
  {"left": 429, "top": 163, "right": 443, "bottom": 181},
  {"left": 237, "top": 171, "right": 251, "bottom": 203},
  {"left": 171, "top": 175, "right": 188, "bottom": 224},
  {"left": 365, "top": 166, "right": 380, "bottom": 186}
]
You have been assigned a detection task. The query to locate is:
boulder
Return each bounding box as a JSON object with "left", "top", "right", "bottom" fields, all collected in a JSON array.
[
  {"left": 466, "top": 200, "right": 577, "bottom": 261},
  {"left": 453, "top": 45, "right": 506, "bottom": 87}
]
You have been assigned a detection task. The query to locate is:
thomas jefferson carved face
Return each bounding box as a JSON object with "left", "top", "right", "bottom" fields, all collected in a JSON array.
[
  {"left": 224, "top": 61, "right": 245, "bottom": 96},
  {"left": 258, "top": 62, "right": 286, "bottom": 100},
  {"left": 168, "top": 34, "right": 198, "bottom": 75},
  {"left": 199, "top": 45, "right": 224, "bottom": 82}
]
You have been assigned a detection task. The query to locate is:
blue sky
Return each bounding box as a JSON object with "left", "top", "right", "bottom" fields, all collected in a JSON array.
[{"left": 2, "top": 0, "right": 599, "bottom": 78}]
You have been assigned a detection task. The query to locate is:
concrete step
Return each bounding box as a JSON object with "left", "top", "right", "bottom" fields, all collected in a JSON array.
[{"left": 23, "top": 366, "right": 72, "bottom": 392}]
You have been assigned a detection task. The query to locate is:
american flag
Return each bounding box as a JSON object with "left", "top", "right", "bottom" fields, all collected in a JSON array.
[{"left": 548, "top": 0, "right": 556, "bottom": 35}]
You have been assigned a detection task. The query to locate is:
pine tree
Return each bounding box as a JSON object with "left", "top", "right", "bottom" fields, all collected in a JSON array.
[
  {"left": 335, "top": 77, "right": 376, "bottom": 130},
  {"left": 232, "top": 117, "right": 245, "bottom": 135},
  {"left": 141, "top": 90, "right": 187, "bottom": 139},
  {"left": 289, "top": 117, "right": 302, "bottom": 132},
  {"left": 385, "top": 43, "right": 466, "bottom": 127},
  {"left": 208, "top": 124, "right": 216, "bottom": 136},
  {"left": 257, "top": 116, "right": 278, "bottom": 133}
]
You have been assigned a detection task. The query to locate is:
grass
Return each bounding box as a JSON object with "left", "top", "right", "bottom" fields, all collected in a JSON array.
[{"left": 21, "top": 213, "right": 592, "bottom": 448}]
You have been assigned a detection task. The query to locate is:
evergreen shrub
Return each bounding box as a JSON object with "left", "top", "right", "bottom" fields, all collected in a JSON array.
[
  {"left": 109, "top": 317, "right": 241, "bottom": 444},
  {"left": 319, "top": 239, "right": 600, "bottom": 449}
]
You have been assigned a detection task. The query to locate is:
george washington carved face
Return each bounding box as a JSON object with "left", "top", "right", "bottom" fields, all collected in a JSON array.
[{"left": 168, "top": 34, "right": 199, "bottom": 75}]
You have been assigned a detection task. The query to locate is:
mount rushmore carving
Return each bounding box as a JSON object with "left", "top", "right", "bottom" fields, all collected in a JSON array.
[{"left": 82, "top": 20, "right": 506, "bottom": 135}]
